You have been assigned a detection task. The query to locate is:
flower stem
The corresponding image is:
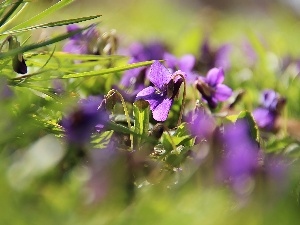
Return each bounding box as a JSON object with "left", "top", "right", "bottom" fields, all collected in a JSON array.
[
  {"left": 107, "top": 89, "right": 132, "bottom": 130},
  {"left": 174, "top": 73, "right": 186, "bottom": 126}
]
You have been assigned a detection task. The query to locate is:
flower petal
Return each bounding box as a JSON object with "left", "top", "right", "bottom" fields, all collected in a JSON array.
[
  {"left": 136, "top": 86, "right": 162, "bottom": 110},
  {"left": 147, "top": 61, "right": 172, "bottom": 90},
  {"left": 214, "top": 84, "right": 232, "bottom": 101},
  {"left": 63, "top": 40, "right": 88, "bottom": 55},
  {"left": 66, "top": 24, "right": 82, "bottom": 40},
  {"left": 206, "top": 67, "right": 224, "bottom": 87},
  {"left": 178, "top": 54, "right": 195, "bottom": 72},
  {"left": 253, "top": 107, "right": 276, "bottom": 129},
  {"left": 152, "top": 98, "right": 173, "bottom": 121},
  {"left": 120, "top": 67, "right": 145, "bottom": 87},
  {"left": 164, "top": 53, "right": 178, "bottom": 69},
  {"left": 215, "top": 44, "right": 231, "bottom": 70}
]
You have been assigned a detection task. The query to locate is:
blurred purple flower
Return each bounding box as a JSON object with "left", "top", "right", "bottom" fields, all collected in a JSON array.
[
  {"left": 61, "top": 96, "right": 109, "bottom": 145},
  {"left": 242, "top": 40, "right": 257, "bottom": 67},
  {"left": 253, "top": 89, "right": 285, "bottom": 131},
  {"left": 63, "top": 24, "right": 99, "bottom": 55},
  {"left": 265, "top": 155, "right": 288, "bottom": 182},
  {"left": 195, "top": 67, "right": 232, "bottom": 109},
  {"left": 86, "top": 141, "right": 126, "bottom": 204},
  {"left": 164, "top": 53, "right": 199, "bottom": 83},
  {"left": 221, "top": 120, "right": 260, "bottom": 193},
  {"left": 52, "top": 79, "right": 65, "bottom": 95},
  {"left": 197, "top": 38, "right": 231, "bottom": 72},
  {"left": 135, "top": 61, "right": 184, "bottom": 121},
  {"left": 0, "top": 77, "right": 13, "bottom": 100},
  {"left": 187, "top": 108, "right": 215, "bottom": 140},
  {"left": 120, "top": 41, "right": 167, "bottom": 88}
]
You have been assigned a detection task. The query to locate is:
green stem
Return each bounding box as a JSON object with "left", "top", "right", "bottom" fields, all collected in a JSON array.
[
  {"left": 173, "top": 73, "right": 187, "bottom": 126},
  {"left": 107, "top": 89, "right": 131, "bottom": 130}
]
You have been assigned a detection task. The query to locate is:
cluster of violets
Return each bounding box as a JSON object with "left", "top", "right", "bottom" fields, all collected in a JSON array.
[{"left": 61, "top": 24, "right": 288, "bottom": 201}]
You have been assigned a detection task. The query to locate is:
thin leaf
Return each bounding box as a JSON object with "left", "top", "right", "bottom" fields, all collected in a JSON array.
[
  {"left": 11, "top": 0, "right": 74, "bottom": 30},
  {"left": 0, "top": 0, "right": 24, "bottom": 27},
  {"left": 0, "top": 0, "right": 29, "bottom": 32},
  {"left": 62, "top": 60, "right": 155, "bottom": 79},
  {"left": 1, "top": 14, "right": 101, "bottom": 36},
  {"left": 0, "top": 23, "right": 96, "bottom": 59},
  {"left": 26, "top": 85, "right": 61, "bottom": 100},
  {"left": 38, "top": 45, "right": 56, "bottom": 71},
  {"left": 25, "top": 51, "right": 125, "bottom": 61}
]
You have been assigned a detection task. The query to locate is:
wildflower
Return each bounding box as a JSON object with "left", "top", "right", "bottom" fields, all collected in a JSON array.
[
  {"left": 135, "top": 61, "right": 184, "bottom": 121},
  {"left": 61, "top": 96, "right": 109, "bottom": 145},
  {"left": 187, "top": 106, "right": 215, "bottom": 141},
  {"left": 242, "top": 40, "right": 257, "bottom": 67},
  {"left": 52, "top": 79, "right": 65, "bottom": 95},
  {"left": 221, "top": 120, "right": 260, "bottom": 194},
  {"left": 120, "top": 41, "right": 167, "bottom": 88},
  {"left": 195, "top": 67, "right": 232, "bottom": 109},
  {"left": 196, "top": 38, "right": 231, "bottom": 72},
  {"left": 253, "top": 89, "right": 285, "bottom": 131},
  {"left": 63, "top": 24, "right": 99, "bottom": 55},
  {"left": 0, "top": 76, "right": 13, "bottom": 100},
  {"left": 7, "top": 36, "right": 27, "bottom": 74},
  {"left": 163, "top": 53, "right": 199, "bottom": 83}
]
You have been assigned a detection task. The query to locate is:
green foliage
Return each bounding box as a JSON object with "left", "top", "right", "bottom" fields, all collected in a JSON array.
[
  {"left": 1, "top": 1, "right": 300, "bottom": 225},
  {"left": 133, "top": 99, "right": 150, "bottom": 149}
]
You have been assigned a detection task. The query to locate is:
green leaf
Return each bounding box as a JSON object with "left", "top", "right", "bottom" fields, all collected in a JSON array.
[
  {"left": 133, "top": 99, "right": 150, "bottom": 149},
  {"left": 11, "top": 0, "right": 74, "bottom": 30},
  {"left": 61, "top": 60, "right": 155, "bottom": 79},
  {"left": 14, "top": 84, "right": 61, "bottom": 101},
  {"left": 1, "top": 14, "right": 101, "bottom": 36},
  {"left": 91, "top": 130, "right": 114, "bottom": 149},
  {"left": 162, "top": 123, "right": 194, "bottom": 152},
  {"left": 0, "top": 23, "right": 96, "bottom": 59}
]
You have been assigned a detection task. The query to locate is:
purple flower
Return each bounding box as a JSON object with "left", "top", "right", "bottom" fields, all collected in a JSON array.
[
  {"left": 0, "top": 77, "right": 13, "bottom": 100},
  {"left": 187, "top": 108, "right": 215, "bottom": 141},
  {"left": 197, "top": 38, "right": 231, "bottom": 72},
  {"left": 253, "top": 90, "right": 285, "bottom": 131},
  {"left": 52, "top": 79, "right": 65, "bottom": 95},
  {"left": 164, "top": 53, "right": 199, "bottom": 83},
  {"left": 242, "top": 40, "right": 257, "bottom": 67},
  {"left": 120, "top": 41, "right": 167, "bottom": 88},
  {"left": 195, "top": 67, "right": 232, "bottom": 109},
  {"left": 221, "top": 120, "right": 260, "bottom": 193},
  {"left": 63, "top": 24, "right": 99, "bottom": 55},
  {"left": 135, "top": 61, "right": 184, "bottom": 121},
  {"left": 61, "top": 96, "right": 109, "bottom": 145}
]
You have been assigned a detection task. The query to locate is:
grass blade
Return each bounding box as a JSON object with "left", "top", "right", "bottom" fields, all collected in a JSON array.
[
  {"left": 0, "top": 23, "right": 97, "bottom": 59},
  {"left": 1, "top": 14, "right": 101, "bottom": 36},
  {"left": 61, "top": 60, "right": 155, "bottom": 79},
  {"left": 11, "top": 0, "right": 74, "bottom": 30},
  {"left": 0, "top": 0, "right": 24, "bottom": 27}
]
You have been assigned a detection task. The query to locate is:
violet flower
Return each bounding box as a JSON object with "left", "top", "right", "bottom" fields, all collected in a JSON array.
[
  {"left": 0, "top": 77, "right": 13, "bottom": 100},
  {"left": 63, "top": 24, "right": 99, "bottom": 55},
  {"left": 195, "top": 67, "right": 232, "bottom": 109},
  {"left": 221, "top": 120, "right": 260, "bottom": 193},
  {"left": 253, "top": 89, "right": 285, "bottom": 131},
  {"left": 135, "top": 61, "right": 185, "bottom": 121},
  {"left": 163, "top": 53, "right": 199, "bottom": 83},
  {"left": 197, "top": 38, "right": 231, "bottom": 72},
  {"left": 120, "top": 41, "right": 167, "bottom": 88},
  {"left": 61, "top": 96, "right": 109, "bottom": 145},
  {"left": 187, "top": 107, "right": 215, "bottom": 141}
]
